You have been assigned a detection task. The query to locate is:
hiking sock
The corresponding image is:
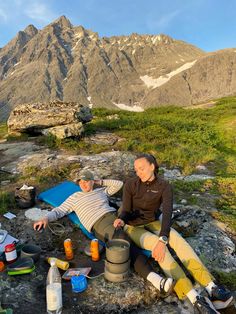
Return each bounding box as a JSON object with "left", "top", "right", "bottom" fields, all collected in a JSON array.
[
  {"left": 205, "top": 281, "right": 217, "bottom": 296},
  {"left": 147, "top": 272, "right": 173, "bottom": 293},
  {"left": 186, "top": 289, "right": 199, "bottom": 304}
]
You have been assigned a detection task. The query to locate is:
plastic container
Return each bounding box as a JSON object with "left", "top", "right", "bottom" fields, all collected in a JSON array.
[
  {"left": 71, "top": 275, "right": 87, "bottom": 293},
  {"left": 90, "top": 239, "right": 100, "bottom": 261},
  {"left": 5, "top": 243, "right": 17, "bottom": 264},
  {"left": 46, "top": 259, "right": 62, "bottom": 314},
  {"left": 47, "top": 257, "right": 69, "bottom": 271}
]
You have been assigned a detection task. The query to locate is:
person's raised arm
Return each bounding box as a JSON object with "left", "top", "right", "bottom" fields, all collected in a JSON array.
[
  {"left": 33, "top": 193, "right": 78, "bottom": 231},
  {"left": 99, "top": 179, "right": 123, "bottom": 196}
]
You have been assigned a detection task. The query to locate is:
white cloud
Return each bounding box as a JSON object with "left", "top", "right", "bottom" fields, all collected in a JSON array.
[
  {"left": 24, "top": 1, "right": 57, "bottom": 23},
  {"left": 0, "top": 8, "right": 8, "bottom": 21},
  {"left": 147, "top": 9, "right": 182, "bottom": 31},
  {"left": 14, "top": 0, "right": 24, "bottom": 5},
  {"left": 156, "top": 10, "right": 181, "bottom": 29},
  {"left": 0, "top": 0, "right": 57, "bottom": 24}
]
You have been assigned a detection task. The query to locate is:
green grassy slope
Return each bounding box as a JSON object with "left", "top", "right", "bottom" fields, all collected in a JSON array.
[
  {"left": 1, "top": 97, "right": 235, "bottom": 232},
  {"left": 80, "top": 97, "right": 236, "bottom": 176}
]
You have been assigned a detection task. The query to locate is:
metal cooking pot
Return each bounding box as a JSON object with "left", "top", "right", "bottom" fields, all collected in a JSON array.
[
  {"left": 105, "top": 259, "right": 130, "bottom": 274},
  {"left": 106, "top": 239, "right": 130, "bottom": 264},
  {"left": 104, "top": 268, "right": 129, "bottom": 282}
]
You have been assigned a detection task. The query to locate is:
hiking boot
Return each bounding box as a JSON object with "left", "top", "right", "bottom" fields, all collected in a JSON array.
[
  {"left": 193, "top": 296, "right": 219, "bottom": 314},
  {"left": 159, "top": 277, "right": 176, "bottom": 298},
  {"left": 209, "top": 285, "right": 234, "bottom": 310}
]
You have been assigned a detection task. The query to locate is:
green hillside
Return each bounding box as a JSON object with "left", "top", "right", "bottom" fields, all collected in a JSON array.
[
  {"left": 2, "top": 97, "right": 235, "bottom": 176},
  {"left": 58, "top": 97, "right": 236, "bottom": 176},
  {"left": 1, "top": 97, "right": 236, "bottom": 232}
]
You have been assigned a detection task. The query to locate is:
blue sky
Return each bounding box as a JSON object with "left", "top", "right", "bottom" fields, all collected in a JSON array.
[{"left": 0, "top": 0, "right": 235, "bottom": 52}]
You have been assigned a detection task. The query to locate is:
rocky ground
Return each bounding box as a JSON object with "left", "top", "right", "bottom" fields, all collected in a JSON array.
[{"left": 0, "top": 139, "right": 236, "bottom": 313}]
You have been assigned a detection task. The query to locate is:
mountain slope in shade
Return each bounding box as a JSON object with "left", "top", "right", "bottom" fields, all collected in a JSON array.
[
  {"left": 142, "top": 49, "right": 236, "bottom": 107},
  {"left": 2, "top": 16, "right": 235, "bottom": 120}
]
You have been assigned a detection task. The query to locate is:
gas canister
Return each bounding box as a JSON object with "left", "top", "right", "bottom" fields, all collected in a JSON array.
[{"left": 90, "top": 239, "right": 100, "bottom": 261}]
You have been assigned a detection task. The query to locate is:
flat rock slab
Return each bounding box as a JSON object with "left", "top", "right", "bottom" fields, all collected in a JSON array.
[
  {"left": 0, "top": 141, "right": 43, "bottom": 174},
  {"left": 84, "top": 132, "right": 123, "bottom": 145}
]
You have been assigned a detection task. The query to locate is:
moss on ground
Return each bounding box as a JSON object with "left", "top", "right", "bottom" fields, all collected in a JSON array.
[{"left": 212, "top": 270, "right": 236, "bottom": 290}]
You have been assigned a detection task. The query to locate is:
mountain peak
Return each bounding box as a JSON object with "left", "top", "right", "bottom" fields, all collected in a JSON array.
[
  {"left": 5, "top": 17, "right": 235, "bottom": 118},
  {"left": 156, "top": 34, "right": 174, "bottom": 44},
  {"left": 23, "top": 24, "right": 38, "bottom": 37},
  {"left": 51, "top": 15, "right": 73, "bottom": 29},
  {"left": 11, "top": 24, "right": 38, "bottom": 48}
]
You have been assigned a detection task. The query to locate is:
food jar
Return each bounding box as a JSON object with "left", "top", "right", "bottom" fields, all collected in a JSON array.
[{"left": 5, "top": 243, "right": 17, "bottom": 263}]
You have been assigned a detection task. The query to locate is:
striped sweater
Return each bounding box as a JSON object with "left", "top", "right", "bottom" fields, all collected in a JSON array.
[{"left": 47, "top": 179, "right": 123, "bottom": 232}]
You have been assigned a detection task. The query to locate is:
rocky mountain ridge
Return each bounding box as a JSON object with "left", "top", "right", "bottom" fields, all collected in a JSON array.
[{"left": 0, "top": 15, "right": 236, "bottom": 121}]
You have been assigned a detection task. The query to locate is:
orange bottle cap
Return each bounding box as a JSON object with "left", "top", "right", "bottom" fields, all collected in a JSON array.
[{"left": 0, "top": 261, "right": 5, "bottom": 271}]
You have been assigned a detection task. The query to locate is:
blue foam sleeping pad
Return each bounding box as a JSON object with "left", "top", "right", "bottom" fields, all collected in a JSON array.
[{"left": 38, "top": 181, "right": 151, "bottom": 256}]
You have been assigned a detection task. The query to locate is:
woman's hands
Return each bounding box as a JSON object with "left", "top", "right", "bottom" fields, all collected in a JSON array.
[
  {"left": 113, "top": 218, "right": 125, "bottom": 228},
  {"left": 33, "top": 217, "right": 49, "bottom": 231},
  {"left": 152, "top": 240, "right": 166, "bottom": 263}
]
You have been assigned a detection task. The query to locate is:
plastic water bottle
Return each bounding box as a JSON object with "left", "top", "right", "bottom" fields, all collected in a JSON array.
[{"left": 46, "top": 259, "right": 62, "bottom": 314}]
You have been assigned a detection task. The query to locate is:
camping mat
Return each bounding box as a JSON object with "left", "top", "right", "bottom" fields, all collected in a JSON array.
[
  {"left": 37, "top": 181, "right": 104, "bottom": 243},
  {"left": 38, "top": 181, "right": 151, "bottom": 255}
]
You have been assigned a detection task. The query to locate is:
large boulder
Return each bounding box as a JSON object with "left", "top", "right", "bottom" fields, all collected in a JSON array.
[
  {"left": 41, "top": 122, "right": 84, "bottom": 139},
  {"left": 7, "top": 100, "right": 92, "bottom": 139}
]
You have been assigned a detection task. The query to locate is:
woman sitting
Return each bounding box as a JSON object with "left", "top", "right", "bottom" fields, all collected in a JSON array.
[{"left": 114, "top": 153, "right": 234, "bottom": 314}]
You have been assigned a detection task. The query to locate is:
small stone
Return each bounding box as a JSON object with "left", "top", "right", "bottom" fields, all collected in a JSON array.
[
  {"left": 196, "top": 165, "right": 207, "bottom": 171},
  {"left": 176, "top": 220, "right": 191, "bottom": 228},
  {"left": 1, "top": 180, "right": 11, "bottom": 186}
]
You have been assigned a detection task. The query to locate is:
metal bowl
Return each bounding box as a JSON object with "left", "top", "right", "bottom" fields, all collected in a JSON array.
[{"left": 21, "top": 244, "right": 41, "bottom": 262}]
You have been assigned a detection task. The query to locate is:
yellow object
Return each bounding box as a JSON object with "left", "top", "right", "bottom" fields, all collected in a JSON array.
[
  {"left": 64, "top": 238, "right": 74, "bottom": 260},
  {"left": 47, "top": 257, "right": 69, "bottom": 271}
]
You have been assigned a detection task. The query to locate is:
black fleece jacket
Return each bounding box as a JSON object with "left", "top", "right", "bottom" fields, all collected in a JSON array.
[{"left": 119, "top": 175, "right": 173, "bottom": 237}]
